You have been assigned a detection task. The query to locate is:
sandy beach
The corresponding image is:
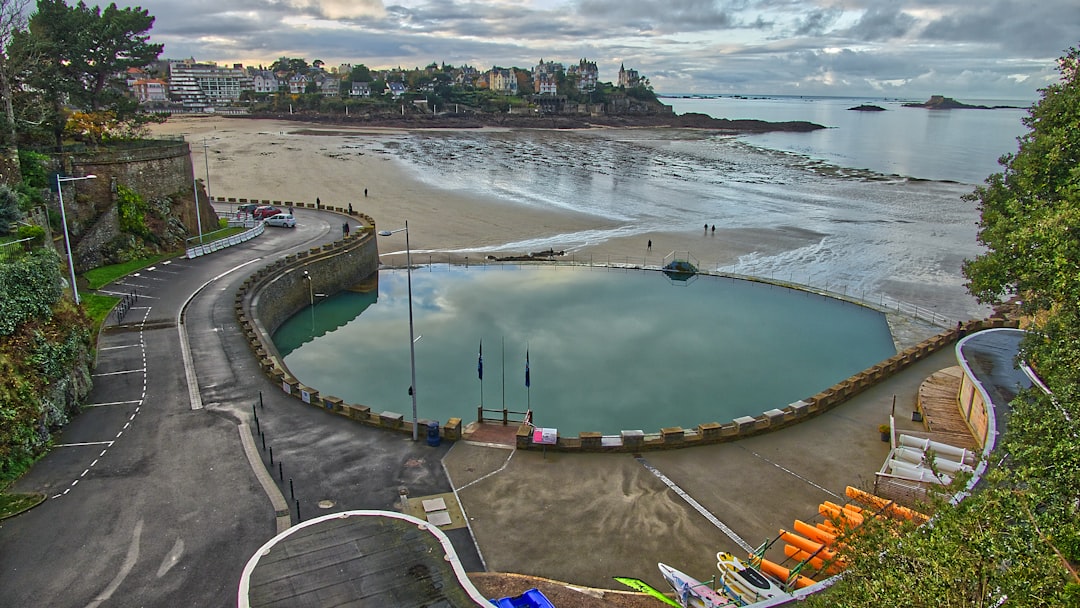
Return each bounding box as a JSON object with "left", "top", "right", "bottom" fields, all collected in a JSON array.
[{"left": 152, "top": 116, "right": 824, "bottom": 269}]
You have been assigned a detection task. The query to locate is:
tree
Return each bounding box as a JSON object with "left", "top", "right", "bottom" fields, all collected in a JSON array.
[
  {"left": 0, "top": 182, "right": 22, "bottom": 234},
  {"left": 16, "top": 0, "right": 162, "bottom": 149},
  {"left": 0, "top": 0, "right": 30, "bottom": 185},
  {"left": 349, "top": 64, "right": 371, "bottom": 82},
  {"left": 73, "top": 2, "right": 162, "bottom": 112},
  {"left": 805, "top": 45, "right": 1080, "bottom": 607}
]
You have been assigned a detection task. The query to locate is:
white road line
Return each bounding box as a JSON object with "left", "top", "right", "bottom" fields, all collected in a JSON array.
[
  {"left": 637, "top": 457, "right": 754, "bottom": 553},
  {"left": 92, "top": 369, "right": 146, "bottom": 377},
  {"left": 84, "top": 400, "right": 142, "bottom": 408},
  {"left": 100, "top": 345, "right": 140, "bottom": 351},
  {"left": 739, "top": 447, "right": 843, "bottom": 501},
  {"left": 55, "top": 441, "right": 115, "bottom": 447}
]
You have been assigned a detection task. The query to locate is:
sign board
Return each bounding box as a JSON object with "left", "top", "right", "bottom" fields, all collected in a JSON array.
[{"left": 532, "top": 427, "right": 558, "bottom": 445}]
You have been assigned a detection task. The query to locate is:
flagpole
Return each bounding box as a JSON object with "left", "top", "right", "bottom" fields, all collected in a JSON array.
[
  {"left": 501, "top": 336, "right": 505, "bottom": 411},
  {"left": 478, "top": 339, "right": 484, "bottom": 409}
]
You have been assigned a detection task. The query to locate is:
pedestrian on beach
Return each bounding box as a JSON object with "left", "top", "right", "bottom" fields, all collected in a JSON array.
[
  {"left": 647, "top": 239, "right": 652, "bottom": 251},
  {"left": 364, "top": 188, "right": 368, "bottom": 197},
  {"left": 348, "top": 203, "right": 353, "bottom": 214},
  {"left": 705, "top": 224, "right": 708, "bottom": 232},
  {"left": 343, "top": 222, "right": 350, "bottom": 236},
  {"left": 711, "top": 225, "right": 716, "bottom": 233},
  {"left": 316, "top": 197, "right": 321, "bottom": 209}
]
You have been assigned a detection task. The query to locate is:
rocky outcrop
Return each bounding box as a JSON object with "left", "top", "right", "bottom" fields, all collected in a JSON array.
[{"left": 902, "top": 95, "right": 1021, "bottom": 110}]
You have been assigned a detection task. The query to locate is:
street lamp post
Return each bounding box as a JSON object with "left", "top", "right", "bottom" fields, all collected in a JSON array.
[
  {"left": 55, "top": 174, "right": 97, "bottom": 305},
  {"left": 303, "top": 270, "right": 314, "bottom": 331},
  {"left": 202, "top": 138, "right": 212, "bottom": 203},
  {"left": 377, "top": 221, "right": 419, "bottom": 441}
]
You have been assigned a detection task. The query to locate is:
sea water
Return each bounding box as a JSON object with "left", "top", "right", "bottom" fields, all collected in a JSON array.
[
  {"left": 276, "top": 265, "right": 897, "bottom": 436},
  {"left": 665, "top": 95, "right": 1032, "bottom": 184}
]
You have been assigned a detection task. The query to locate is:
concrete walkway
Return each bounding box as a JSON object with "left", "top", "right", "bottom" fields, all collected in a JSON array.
[{"left": 443, "top": 347, "right": 959, "bottom": 592}]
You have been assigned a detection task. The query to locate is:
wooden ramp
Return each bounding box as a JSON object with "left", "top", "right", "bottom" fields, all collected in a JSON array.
[{"left": 915, "top": 366, "right": 979, "bottom": 451}]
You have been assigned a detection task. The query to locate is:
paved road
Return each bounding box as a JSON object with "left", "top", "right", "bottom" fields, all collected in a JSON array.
[{"left": 0, "top": 209, "right": 454, "bottom": 607}]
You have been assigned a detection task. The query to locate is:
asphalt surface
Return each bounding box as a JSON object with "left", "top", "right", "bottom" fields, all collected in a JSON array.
[
  {"left": 0, "top": 204, "right": 1012, "bottom": 606},
  {"left": 0, "top": 209, "right": 395, "bottom": 607}
]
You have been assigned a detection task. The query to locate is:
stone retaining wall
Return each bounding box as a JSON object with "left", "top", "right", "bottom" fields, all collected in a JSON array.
[{"left": 235, "top": 207, "right": 462, "bottom": 442}]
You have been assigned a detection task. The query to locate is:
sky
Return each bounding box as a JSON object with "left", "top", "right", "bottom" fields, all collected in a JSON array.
[{"left": 106, "top": 0, "right": 1077, "bottom": 100}]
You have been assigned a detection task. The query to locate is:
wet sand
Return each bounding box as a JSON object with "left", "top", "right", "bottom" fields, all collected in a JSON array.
[{"left": 151, "top": 116, "right": 824, "bottom": 270}]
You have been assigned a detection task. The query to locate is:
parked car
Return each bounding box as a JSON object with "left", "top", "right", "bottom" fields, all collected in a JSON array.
[
  {"left": 264, "top": 213, "right": 296, "bottom": 228},
  {"left": 253, "top": 205, "right": 282, "bottom": 220},
  {"left": 236, "top": 203, "right": 260, "bottom": 216}
]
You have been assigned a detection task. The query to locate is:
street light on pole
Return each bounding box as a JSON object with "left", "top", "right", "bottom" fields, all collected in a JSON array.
[
  {"left": 55, "top": 174, "right": 97, "bottom": 305},
  {"left": 377, "top": 221, "right": 419, "bottom": 441},
  {"left": 202, "top": 138, "right": 212, "bottom": 203}
]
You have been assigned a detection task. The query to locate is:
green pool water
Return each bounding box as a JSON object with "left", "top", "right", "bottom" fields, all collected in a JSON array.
[{"left": 273, "top": 264, "right": 896, "bottom": 436}]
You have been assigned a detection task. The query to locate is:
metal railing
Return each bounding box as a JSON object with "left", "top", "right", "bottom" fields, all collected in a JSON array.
[{"left": 0, "top": 237, "right": 37, "bottom": 263}]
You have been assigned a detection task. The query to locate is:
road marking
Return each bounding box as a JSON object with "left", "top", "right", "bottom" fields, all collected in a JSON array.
[
  {"left": 636, "top": 456, "right": 754, "bottom": 553},
  {"left": 85, "top": 519, "right": 143, "bottom": 608},
  {"left": 55, "top": 441, "right": 115, "bottom": 447},
  {"left": 92, "top": 368, "right": 146, "bottom": 377},
  {"left": 84, "top": 400, "right": 142, "bottom": 408},
  {"left": 738, "top": 446, "right": 843, "bottom": 501},
  {"left": 99, "top": 345, "right": 140, "bottom": 351},
  {"left": 156, "top": 538, "right": 185, "bottom": 578}
]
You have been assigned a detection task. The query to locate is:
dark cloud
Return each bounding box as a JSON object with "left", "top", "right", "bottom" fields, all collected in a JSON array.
[
  {"left": 844, "top": 6, "right": 917, "bottom": 41},
  {"left": 792, "top": 8, "right": 841, "bottom": 37}
]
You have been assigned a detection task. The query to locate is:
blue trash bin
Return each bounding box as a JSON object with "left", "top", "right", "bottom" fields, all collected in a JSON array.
[{"left": 426, "top": 421, "right": 441, "bottom": 447}]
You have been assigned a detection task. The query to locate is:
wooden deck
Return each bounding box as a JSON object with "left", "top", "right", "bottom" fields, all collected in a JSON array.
[
  {"left": 461, "top": 421, "right": 521, "bottom": 447},
  {"left": 915, "top": 366, "right": 980, "bottom": 451}
]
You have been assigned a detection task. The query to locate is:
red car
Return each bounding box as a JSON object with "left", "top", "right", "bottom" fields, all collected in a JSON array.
[{"left": 252, "top": 205, "right": 281, "bottom": 220}]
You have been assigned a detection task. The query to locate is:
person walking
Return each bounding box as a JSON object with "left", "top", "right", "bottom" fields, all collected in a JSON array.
[{"left": 647, "top": 239, "right": 652, "bottom": 251}]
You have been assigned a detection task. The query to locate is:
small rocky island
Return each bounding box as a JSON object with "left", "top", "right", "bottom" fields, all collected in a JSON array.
[
  {"left": 902, "top": 95, "right": 1021, "bottom": 110},
  {"left": 848, "top": 104, "right": 886, "bottom": 111}
]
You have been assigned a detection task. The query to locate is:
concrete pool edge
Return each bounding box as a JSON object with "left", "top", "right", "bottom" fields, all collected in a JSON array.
[{"left": 237, "top": 252, "right": 1019, "bottom": 451}]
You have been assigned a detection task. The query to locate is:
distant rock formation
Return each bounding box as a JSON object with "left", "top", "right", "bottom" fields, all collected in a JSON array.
[
  {"left": 902, "top": 95, "right": 1021, "bottom": 110},
  {"left": 848, "top": 104, "right": 886, "bottom": 111}
]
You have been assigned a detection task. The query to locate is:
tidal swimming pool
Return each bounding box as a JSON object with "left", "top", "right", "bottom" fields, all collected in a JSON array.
[{"left": 273, "top": 265, "right": 896, "bottom": 436}]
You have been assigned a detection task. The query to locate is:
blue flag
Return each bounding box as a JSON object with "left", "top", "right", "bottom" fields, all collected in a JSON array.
[
  {"left": 478, "top": 340, "right": 483, "bottom": 380},
  {"left": 525, "top": 349, "right": 530, "bottom": 388}
]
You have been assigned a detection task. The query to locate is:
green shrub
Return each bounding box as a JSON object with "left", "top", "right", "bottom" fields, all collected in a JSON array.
[
  {"left": 116, "top": 183, "right": 148, "bottom": 237},
  {"left": 0, "top": 249, "right": 64, "bottom": 336},
  {"left": 16, "top": 224, "right": 45, "bottom": 247}
]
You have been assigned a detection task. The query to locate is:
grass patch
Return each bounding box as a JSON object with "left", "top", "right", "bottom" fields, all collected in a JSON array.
[
  {"left": 83, "top": 253, "right": 175, "bottom": 289},
  {"left": 0, "top": 491, "right": 46, "bottom": 519},
  {"left": 189, "top": 226, "right": 246, "bottom": 246},
  {"left": 81, "top": 292, "right": 121, "bottom": 333}
]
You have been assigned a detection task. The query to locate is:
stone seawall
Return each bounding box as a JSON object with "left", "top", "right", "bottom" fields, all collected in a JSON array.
[
  {"left": 235, "top": 209, "right": 464, "bottom": 442},
  {"left": 513, "top": 317, "right": 1019, "bottom": 452}
]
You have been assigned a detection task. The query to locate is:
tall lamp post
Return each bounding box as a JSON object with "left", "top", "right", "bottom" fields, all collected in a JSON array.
[
  {"left": 377, "top": 222, "right": 419, "bottom": 441},
  {"left": 202, "top": 138, "right": 212, "bottom": 203},
  {"left": 56, "top": 174, "right": 97, "bottom": 305}
]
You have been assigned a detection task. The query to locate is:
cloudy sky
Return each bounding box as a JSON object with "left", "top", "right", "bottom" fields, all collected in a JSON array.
[{"left": 113, "top": 0, "right": 1076, "bottom": 100}]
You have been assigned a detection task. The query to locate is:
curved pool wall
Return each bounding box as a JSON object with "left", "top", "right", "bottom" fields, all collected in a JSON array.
[{"left": 236, "top": 226, "right": 1016, "bottom": 450}]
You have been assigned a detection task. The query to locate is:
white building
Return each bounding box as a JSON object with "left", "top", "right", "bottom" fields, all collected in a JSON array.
[
  {"left": 169, "top": 61, "right": 253, "bottom": 109},
  {"left": 131, "top": 78, "right": 168, "bottom": 104}
]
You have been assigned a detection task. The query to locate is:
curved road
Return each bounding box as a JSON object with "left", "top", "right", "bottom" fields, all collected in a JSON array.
[{"left": 0, "top": 209, "right": 475, "bottom": 607}]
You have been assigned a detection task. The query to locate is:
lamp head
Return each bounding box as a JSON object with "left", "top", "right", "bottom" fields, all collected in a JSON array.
[{"left": 377, "top": 230, "right": 392, "bottom": 237}]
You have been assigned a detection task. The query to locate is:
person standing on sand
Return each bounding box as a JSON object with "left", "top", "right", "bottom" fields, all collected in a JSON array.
[
  {"left": 364, "top": 188, "right": 368, "bottom": 197},
  {"left": 647, "top": 239, "right": 652, "bottom": 251},
  {"left": 316, "top": 197, "right": 321, "bottom": 209}
]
